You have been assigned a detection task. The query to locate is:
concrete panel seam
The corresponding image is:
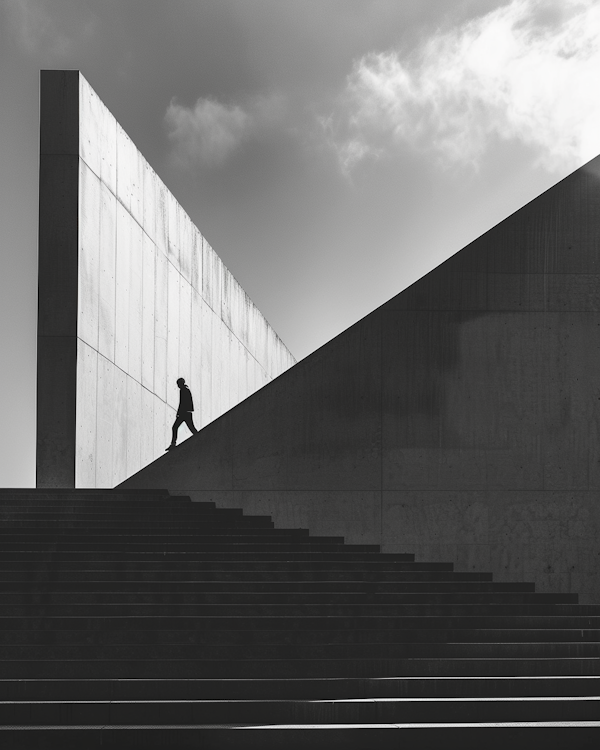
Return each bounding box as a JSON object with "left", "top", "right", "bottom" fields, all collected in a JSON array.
[
  {"left": 163, "top": 251, "right": 293, "bottom": 372},
  {"left": 85, "top": 342, "right": 177, "bottom": 409}
]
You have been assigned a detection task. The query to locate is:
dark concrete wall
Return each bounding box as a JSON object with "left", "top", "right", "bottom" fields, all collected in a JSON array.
[{"left": 121, "top": 155, "right": 600, "bottom": 603}]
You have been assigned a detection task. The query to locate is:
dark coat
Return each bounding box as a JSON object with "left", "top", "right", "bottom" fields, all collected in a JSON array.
[{"left": 178, "top": 385, "right": 194, "bottom": 414}]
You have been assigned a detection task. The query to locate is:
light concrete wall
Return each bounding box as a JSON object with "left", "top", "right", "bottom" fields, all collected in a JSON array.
[
  {"left": 122, "top": 155, "right": 600, "bottom": 603},
  {"left": 37, "top": 70, "right": 295, "bottom": 488}
]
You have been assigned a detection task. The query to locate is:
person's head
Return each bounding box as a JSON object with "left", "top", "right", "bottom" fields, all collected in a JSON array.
[{"left": 176, "top": 378, "right": 185, "bottom": 388}]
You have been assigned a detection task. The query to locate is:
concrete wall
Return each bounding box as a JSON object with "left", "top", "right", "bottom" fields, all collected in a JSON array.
[
  {"left": 37, "top": 70, "right": 296, "bottom": 488},
  {"left": 122, "top": 155, "right": 600, "bottom": 603}
]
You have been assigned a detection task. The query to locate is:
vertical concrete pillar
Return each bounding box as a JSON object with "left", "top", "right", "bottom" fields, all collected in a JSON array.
[{"left": 36, "top": 71, "right": 80, "bottom": 487}]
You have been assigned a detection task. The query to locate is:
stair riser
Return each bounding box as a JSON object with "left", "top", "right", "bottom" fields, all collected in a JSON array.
[
  {"left": 0, "top": 504, "right": 249, "bottom": 511},
  {"left": 0, "top": 507, "right": 263, "bottom": 514},
  {"left": 2, "top": 615, "right": 599, "bottom": 629},
  {"left": 0, "top": 516, "right": 258, "bottom": 527},
  {"left": 0, "top": 544, "right": 408, "bottom": 570},
  {"left": 0, "top": 604, "right": 594, "bottom": 616},
  {"left": 0, "top": 725, "right": 598, "bottom": 750},
  {"left": 1, "top": 628, "right": 598, "bottom": 645},
  {"left": 0, "top": 529, "right": 344, "bottom": 550},
  {"left": 0, "top": 593, "right": 575, "bottom": 605},
  {"left": 0, "top": 570, "right": 488, "bottom": 582},
  {"left": 1, "top": 524, "right": 283, "bottom": 532},
  {"left": 2, "top": 642, "right": 600, "bottom": 660},
  {"left": 0, "top": 581, "right": 534, "bottom": 593},
  {"left": 3, "top": 676, "right": 600, "bottom": 700},
  {"left": 0, "top": 500, "right": 195, "bottom": 506},
  {"left": 0, "top": 555, "right": 422, "bottom": 565},
  {"left": 0, "top": 544, "right": 379, "bottom": 554},
  {"left": 0, "top": 494, "right": 174, "bottom": 500},
  {"left": 2, "top": 658, "right": 600, "bottom": 679},
  {"left": 6, "top": 625, "right": 600, "bottom": 643},
  {"left": 0, "top": 505, "right": 224, "bottom": 514},
  {"left": 2, "top": 726, "right": 600, "bottom": 750},
  {"left": 0, "top": 515, "right": 270, "bottom": 526},
  {"left": 3, "top": 698, "right": 600, "bottom": 725}
]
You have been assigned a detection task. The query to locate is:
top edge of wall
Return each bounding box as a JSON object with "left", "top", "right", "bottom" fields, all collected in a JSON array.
[{"left": 39, "top": 70, "right": 80, "bottom": 156}]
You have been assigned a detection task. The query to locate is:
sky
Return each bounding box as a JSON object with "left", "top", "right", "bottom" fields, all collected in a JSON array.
[{"left": 1, "top": 0, "right": 600, "bottom": 486}]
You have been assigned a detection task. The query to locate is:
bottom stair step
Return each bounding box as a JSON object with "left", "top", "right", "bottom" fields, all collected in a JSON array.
[
  {"left": 2, "top": 695, "right": 600, "bottom": 725},
  {"left": 1, "top": 723, "right": 599, "bottom": 750}
]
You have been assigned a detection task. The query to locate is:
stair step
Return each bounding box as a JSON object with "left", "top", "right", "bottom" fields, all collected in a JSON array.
[
  {"left": 0, "top": 549, "right": 398, "bottom": 560},
  {"left": 1, "top": 642, "right": 600, "bottom": 661},
  {"left": 0, "top": 603, "right": 591, "bottom": 617},
  {"left": 0, "top": 549, "right": 420, "bottom": 571},
  {"left": 0, "top": 510, "right": 267, "bottom": 521},
  {"left": 0, "top": 534, "right": 344, "bottom": 545},
  {"left": 3, "top": 695, "right": 600, "bottom": 726},
  {"left": 0, "top": 508, "right": 264, "bottom": 519},
  {"left": 0, "top": 723, "right": 598, "bottom": 750},
  {"left": 0, "top": 506, "right": 233, "bottom": 512},
  {"left": 0, "top": 493, "right": 182, "bottom": 501},
  {"left": 3, "top": 614, "right": 598, "bottom": 630},
  {"left": 0, "top": 569, "right": 483, "bottom": 581},
  {"left": 0, "top": 592, "right": 574, "bottom": 605},
  {"left": 2, "top": 657, "right": 600, "bottom": 678},
  {"left": 2, "top": 675, "right": 599, "bottom": 700},
  {"left": 4, "top": 519, "right": 290, "bottom": 539},
  {"left": 0, "top": 580, "right": 534, "bottom": 593},
  {"left": 0, "top": 517, "right": 277, "bottom": 529},
  {"left": 1, "top": 628, "right": 599, "bottom": 645},
  {"left": 5, "top": 723, "right": 600, "bottom": 750},
  {"left": 0, "top": 515, "right": 242, "bottom": 523}
]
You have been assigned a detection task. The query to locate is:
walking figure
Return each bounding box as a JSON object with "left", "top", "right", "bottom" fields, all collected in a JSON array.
[{"left": 166, "top": 378, "right": 198, "bottom": 451}]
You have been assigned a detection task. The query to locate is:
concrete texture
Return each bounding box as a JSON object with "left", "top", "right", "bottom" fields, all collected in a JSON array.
[
  {"left": 36, "top": 70, "right": 296, "bottom": 488},
  {"left": 122, "top": 154, "right": 600, "bottom": 602}
]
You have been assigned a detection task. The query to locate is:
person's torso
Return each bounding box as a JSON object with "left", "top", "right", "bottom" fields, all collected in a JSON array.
[{"left": 179, "top": 387, "right": 194, "bottom": 412}]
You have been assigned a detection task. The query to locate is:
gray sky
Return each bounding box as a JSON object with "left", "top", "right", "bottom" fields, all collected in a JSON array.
[{"left": 1, "top": 0, "right": 599, "bottom": 486}]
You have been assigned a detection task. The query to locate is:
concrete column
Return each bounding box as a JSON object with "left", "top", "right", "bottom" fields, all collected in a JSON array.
[{"left": 36, "top": 70, "right": 80, "bottom": 488}]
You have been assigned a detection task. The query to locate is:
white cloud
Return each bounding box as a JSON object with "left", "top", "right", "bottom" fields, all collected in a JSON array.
[
  {"left": 165, "top": 93, "right": 285, "bottom": 168},
  {"left": 328, "top": 0, "right": 600, "bottom": 173},
  {"left": 3, "top": 0, "right": 94, "bottom": 58},
  {"left": 165, "top": 98, "right": 251, "bottom": 167}
]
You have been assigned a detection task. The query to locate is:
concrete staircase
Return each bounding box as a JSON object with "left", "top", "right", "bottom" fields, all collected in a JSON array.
[{"left": 0, "top": 489, "right": 598, "bottom": 748}]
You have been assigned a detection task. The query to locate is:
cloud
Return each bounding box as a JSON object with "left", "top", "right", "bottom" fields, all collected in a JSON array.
[
  {"left": 327, "top": 0, "right": 600, "bottom": 174},
  {"left": 3, "top": 0, "right": 94, "bottom": 58},
  {"left": 165, "top": 93, "right": 285, "bottom": 168},
  {"left": 165, "top": 98, "right": 251, "bottom": 167}
]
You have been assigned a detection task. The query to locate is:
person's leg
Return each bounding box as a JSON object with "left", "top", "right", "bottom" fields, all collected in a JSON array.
[
  {"left": 167, "top": 415, "right": 185, "bottom": 450},
  {"left": 183, "top": 413, "right": 198, "bottom": 434}
]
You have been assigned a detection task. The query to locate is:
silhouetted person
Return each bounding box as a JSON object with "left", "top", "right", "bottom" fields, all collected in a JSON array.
[{"left": 166, "top": 378, "right": 198, "bottom": 451}]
